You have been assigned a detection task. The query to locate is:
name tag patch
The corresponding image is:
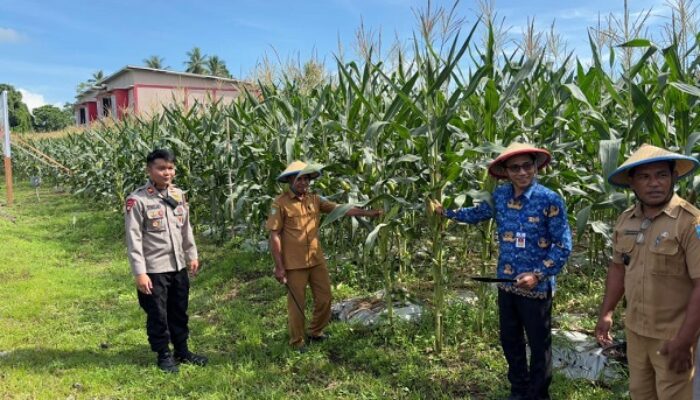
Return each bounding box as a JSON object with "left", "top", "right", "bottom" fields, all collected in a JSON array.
[{"left": 147, "top": 209, "right": 165, "bottom": 219}]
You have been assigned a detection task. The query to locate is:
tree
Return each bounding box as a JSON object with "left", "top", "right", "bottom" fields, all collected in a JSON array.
[
  {"left": 185, "top": 47, "right": 208, "bottom": 74},
  {"left": 76, "top": 70, "right": 106, "bottom": 94},
  {"left": 0, "top": 84, "right": 32, "bottom": 132},
  {"left": 90, "top": 70, "right": 105, "bottom": 83},
  {"left": 143, "top": 55, "right": 168, "bottom": 70},
  {"left": 32, "top": 104, "right": 74, "bottom": 132},
  {"left": 207, "top": 55, "right": 231, "bottom": 78}
]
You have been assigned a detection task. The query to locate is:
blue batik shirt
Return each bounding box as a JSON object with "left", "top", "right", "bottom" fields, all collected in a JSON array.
[{"left": 444, "top": 181, "right": 572, "bottom": 298}]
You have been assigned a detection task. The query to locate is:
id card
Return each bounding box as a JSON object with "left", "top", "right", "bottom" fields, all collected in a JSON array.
[{"left": 516, "top": 232, "right": 526, "bottom": 248}]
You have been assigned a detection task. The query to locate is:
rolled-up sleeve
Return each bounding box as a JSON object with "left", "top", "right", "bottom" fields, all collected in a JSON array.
[
  {"left": 319, "top": 197, "right": 338, "bottom": 214},
  {"left": 681, "top": 215, "right": 700, "bottom": 279},
  {"left": 266, "top": 201, "right": 284, "bottom": 232}
]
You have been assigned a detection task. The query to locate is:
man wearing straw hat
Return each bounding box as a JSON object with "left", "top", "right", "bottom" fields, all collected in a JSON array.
[
  {"left": 596, "top": 144, "right": 700, "bottom": 399},
  {"left": 266, "top": 161, "right": 382, "bottom": 352},
  {"left": 435, "top": 142, "right": 572, "bottom": 400}
]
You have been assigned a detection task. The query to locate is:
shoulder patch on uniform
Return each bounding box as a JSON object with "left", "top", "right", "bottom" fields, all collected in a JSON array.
[
  {"left": 170, "top": 189, "right": 183, "bottom": 203},
  {"left": 146, "top": 186, "right": 156, "bottom": 196},
  {"left": 126, "top": 198, "right": 136, "bottom": 213}
]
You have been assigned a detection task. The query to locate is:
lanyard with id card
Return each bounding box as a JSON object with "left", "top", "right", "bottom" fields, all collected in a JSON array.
[{"left": 516, "top": 232, "right": 526, "bottom": 248}]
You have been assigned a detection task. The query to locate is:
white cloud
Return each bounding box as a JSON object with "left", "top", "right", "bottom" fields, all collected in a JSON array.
[
  {"left": 18, "top": 88, "right": 47, "bottom": 111},
  {"left": 0, "top": 27, "right": 26, "bottom": 43}
]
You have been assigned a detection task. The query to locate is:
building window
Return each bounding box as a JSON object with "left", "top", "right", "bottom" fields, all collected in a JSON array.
[
  {"left": 79, "top": 108, "right": 86, "bottom": 124},
  {"left": 102, "top": 97, "right": 112, "bottom": 117}
]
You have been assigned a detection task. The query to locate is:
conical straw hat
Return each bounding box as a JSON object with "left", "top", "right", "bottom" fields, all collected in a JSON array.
[
  {"left": 277, "top": 161, "right": 323, "bottom": 183},
  {"left": 488, "top": 142, "right": 552, "bottom": 179},
  {"left": 608, "top": 144, "right": 699, "bottom": 188}
]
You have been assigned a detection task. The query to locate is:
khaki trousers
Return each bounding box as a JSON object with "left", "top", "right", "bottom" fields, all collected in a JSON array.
[
  {"left": 286, "top": 263, "right": 331, "bottom": 347},
  {"left": 627, "top": 329, "right": 695, "bottom": 400}
]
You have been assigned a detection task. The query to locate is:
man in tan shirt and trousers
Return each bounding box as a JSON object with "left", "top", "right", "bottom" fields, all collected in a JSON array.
[
  {"left": 596, "top": 144, "right": 700, "bottom": 399},
  {"left": 266, "top": 161, "right": 382, "bottom": 352}
]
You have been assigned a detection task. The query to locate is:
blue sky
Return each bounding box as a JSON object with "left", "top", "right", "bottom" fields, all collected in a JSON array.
[{"left": 0, "top": 0, "right": 670, "bottom": 110}]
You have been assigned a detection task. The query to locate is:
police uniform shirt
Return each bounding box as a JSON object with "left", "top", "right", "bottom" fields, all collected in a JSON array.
[
  {"left": 265, "top": 190, "right": 337, "bottom": 270},
  {"left": 125, "top": 181, "right": 198, "bottom": 276},
  {"left": 612, "top": 194, "right": 700, "bottom": 340}
]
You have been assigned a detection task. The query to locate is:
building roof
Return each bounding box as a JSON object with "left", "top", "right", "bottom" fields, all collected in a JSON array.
[
  {"left": 76, "top": 65, "right": 250, "bottom": 101},
  {"left": 108, "top": 65, "right": 245, "bottom": 85}
]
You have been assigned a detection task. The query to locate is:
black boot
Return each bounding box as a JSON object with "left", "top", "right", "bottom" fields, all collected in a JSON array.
[
  {"left": 174, "top": 350, "right": 208, "bottom": 366},
  {"left": 156, "top": 351, "right": 179, "bottom": 373}
]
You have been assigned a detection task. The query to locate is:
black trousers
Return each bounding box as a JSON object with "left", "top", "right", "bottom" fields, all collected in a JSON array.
[
  {"left": 137, "top": 269, "right": 190, "bottom": 354},
  {"left": 498, "top": 289, "right": 553, "bottom": 400}
]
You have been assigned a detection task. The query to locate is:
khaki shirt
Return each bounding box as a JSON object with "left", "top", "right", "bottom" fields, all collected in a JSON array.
[
  {"left": 612, "top": 194, "right": 700, "bottom": 340},
  {"left": 265, "top": 190, "right": 337, "bottom": 270},
  {"left": 125, "top": 181, "right": 198, "bottom": 276}
]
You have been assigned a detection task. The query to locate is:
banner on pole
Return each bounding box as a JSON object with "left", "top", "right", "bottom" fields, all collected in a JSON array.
[
  {"left": 0, "top": 90, "right": 9, "bottom": 157},
  {"left": 1, "top": 90, "right": 14, "bottom": 206}
]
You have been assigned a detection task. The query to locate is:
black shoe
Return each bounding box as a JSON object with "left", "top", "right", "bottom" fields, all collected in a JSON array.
[
  {"left": 308, "top": 333, "right": 330, "bottom": 343},
  {"left": 157, "top": 351, "right": 179, "bottom": 373},
  {"left": 174, "top": 351, "right": 208, "bottom": 366}
]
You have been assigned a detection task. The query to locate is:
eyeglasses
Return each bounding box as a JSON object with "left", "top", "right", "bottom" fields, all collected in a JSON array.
[
  {"left": 505, "top": 162, "right": 535, "bottom": 173},
  {"left": 635, "top": 218, "right": 652, "bottom": 244}
]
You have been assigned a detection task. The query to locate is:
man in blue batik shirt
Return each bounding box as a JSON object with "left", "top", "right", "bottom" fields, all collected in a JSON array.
[{"left": 435, "top": 142, "right": 572, "bottom": 400}]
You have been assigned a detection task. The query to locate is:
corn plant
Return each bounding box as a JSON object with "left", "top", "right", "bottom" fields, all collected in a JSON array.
[{"left": 8, "top": 1, "right": 700, "bottom": 354}]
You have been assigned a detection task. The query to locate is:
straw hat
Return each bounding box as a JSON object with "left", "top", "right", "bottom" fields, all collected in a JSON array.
[
  {"left": 277, "top": 161, "right": 323, "bottom": 183},
  {"left": 488, "top": 143, "right": 552, "bottom": 179},
  {"left": 608, "top": 144, "right": 699, "bottom": 188}
]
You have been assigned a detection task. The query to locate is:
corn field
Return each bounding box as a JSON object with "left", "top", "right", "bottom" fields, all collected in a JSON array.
[{"left": 7, "top": 6, "right": 700, "bottom": 352}]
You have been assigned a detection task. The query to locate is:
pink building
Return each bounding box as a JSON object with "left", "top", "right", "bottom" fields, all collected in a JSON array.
[{"left": 74, "top": 66, "right": 251, "bottom": 125}]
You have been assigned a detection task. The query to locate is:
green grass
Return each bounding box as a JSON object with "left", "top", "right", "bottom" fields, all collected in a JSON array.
[{"left": 0, "top": 183, "right": 626, "bottom": 399}]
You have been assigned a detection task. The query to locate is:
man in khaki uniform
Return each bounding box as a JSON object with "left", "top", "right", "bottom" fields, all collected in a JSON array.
[
  {"left": 125, "top": 149, "right": 207, "bottom": 373},
  {"left": 266, "top": 161, "right": 382, "bottom": 351},
  {"left": 596, "top": 144, "right": 700, "bottom": 399}
]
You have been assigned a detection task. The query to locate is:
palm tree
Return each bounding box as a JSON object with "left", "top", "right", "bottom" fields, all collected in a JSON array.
[
  {"left": 89, "top": 70, "right": 105, "bottom": 84},
  {"left": 143, "top": 55, "right": 168, "bottom": 70},
  {"left": 76, "top": 70, "right": 105, "bottom": 94},
  {"left": 207, "top": 55, "right": 231, "bottom": 78},
  {"left": 185, "top": 47, "right": 208, "bottom": 74}
]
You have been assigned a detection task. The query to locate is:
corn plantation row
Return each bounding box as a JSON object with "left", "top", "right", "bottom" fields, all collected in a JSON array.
[{"left": 8, "top": 20, "right": 700, "bottom": 351}]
